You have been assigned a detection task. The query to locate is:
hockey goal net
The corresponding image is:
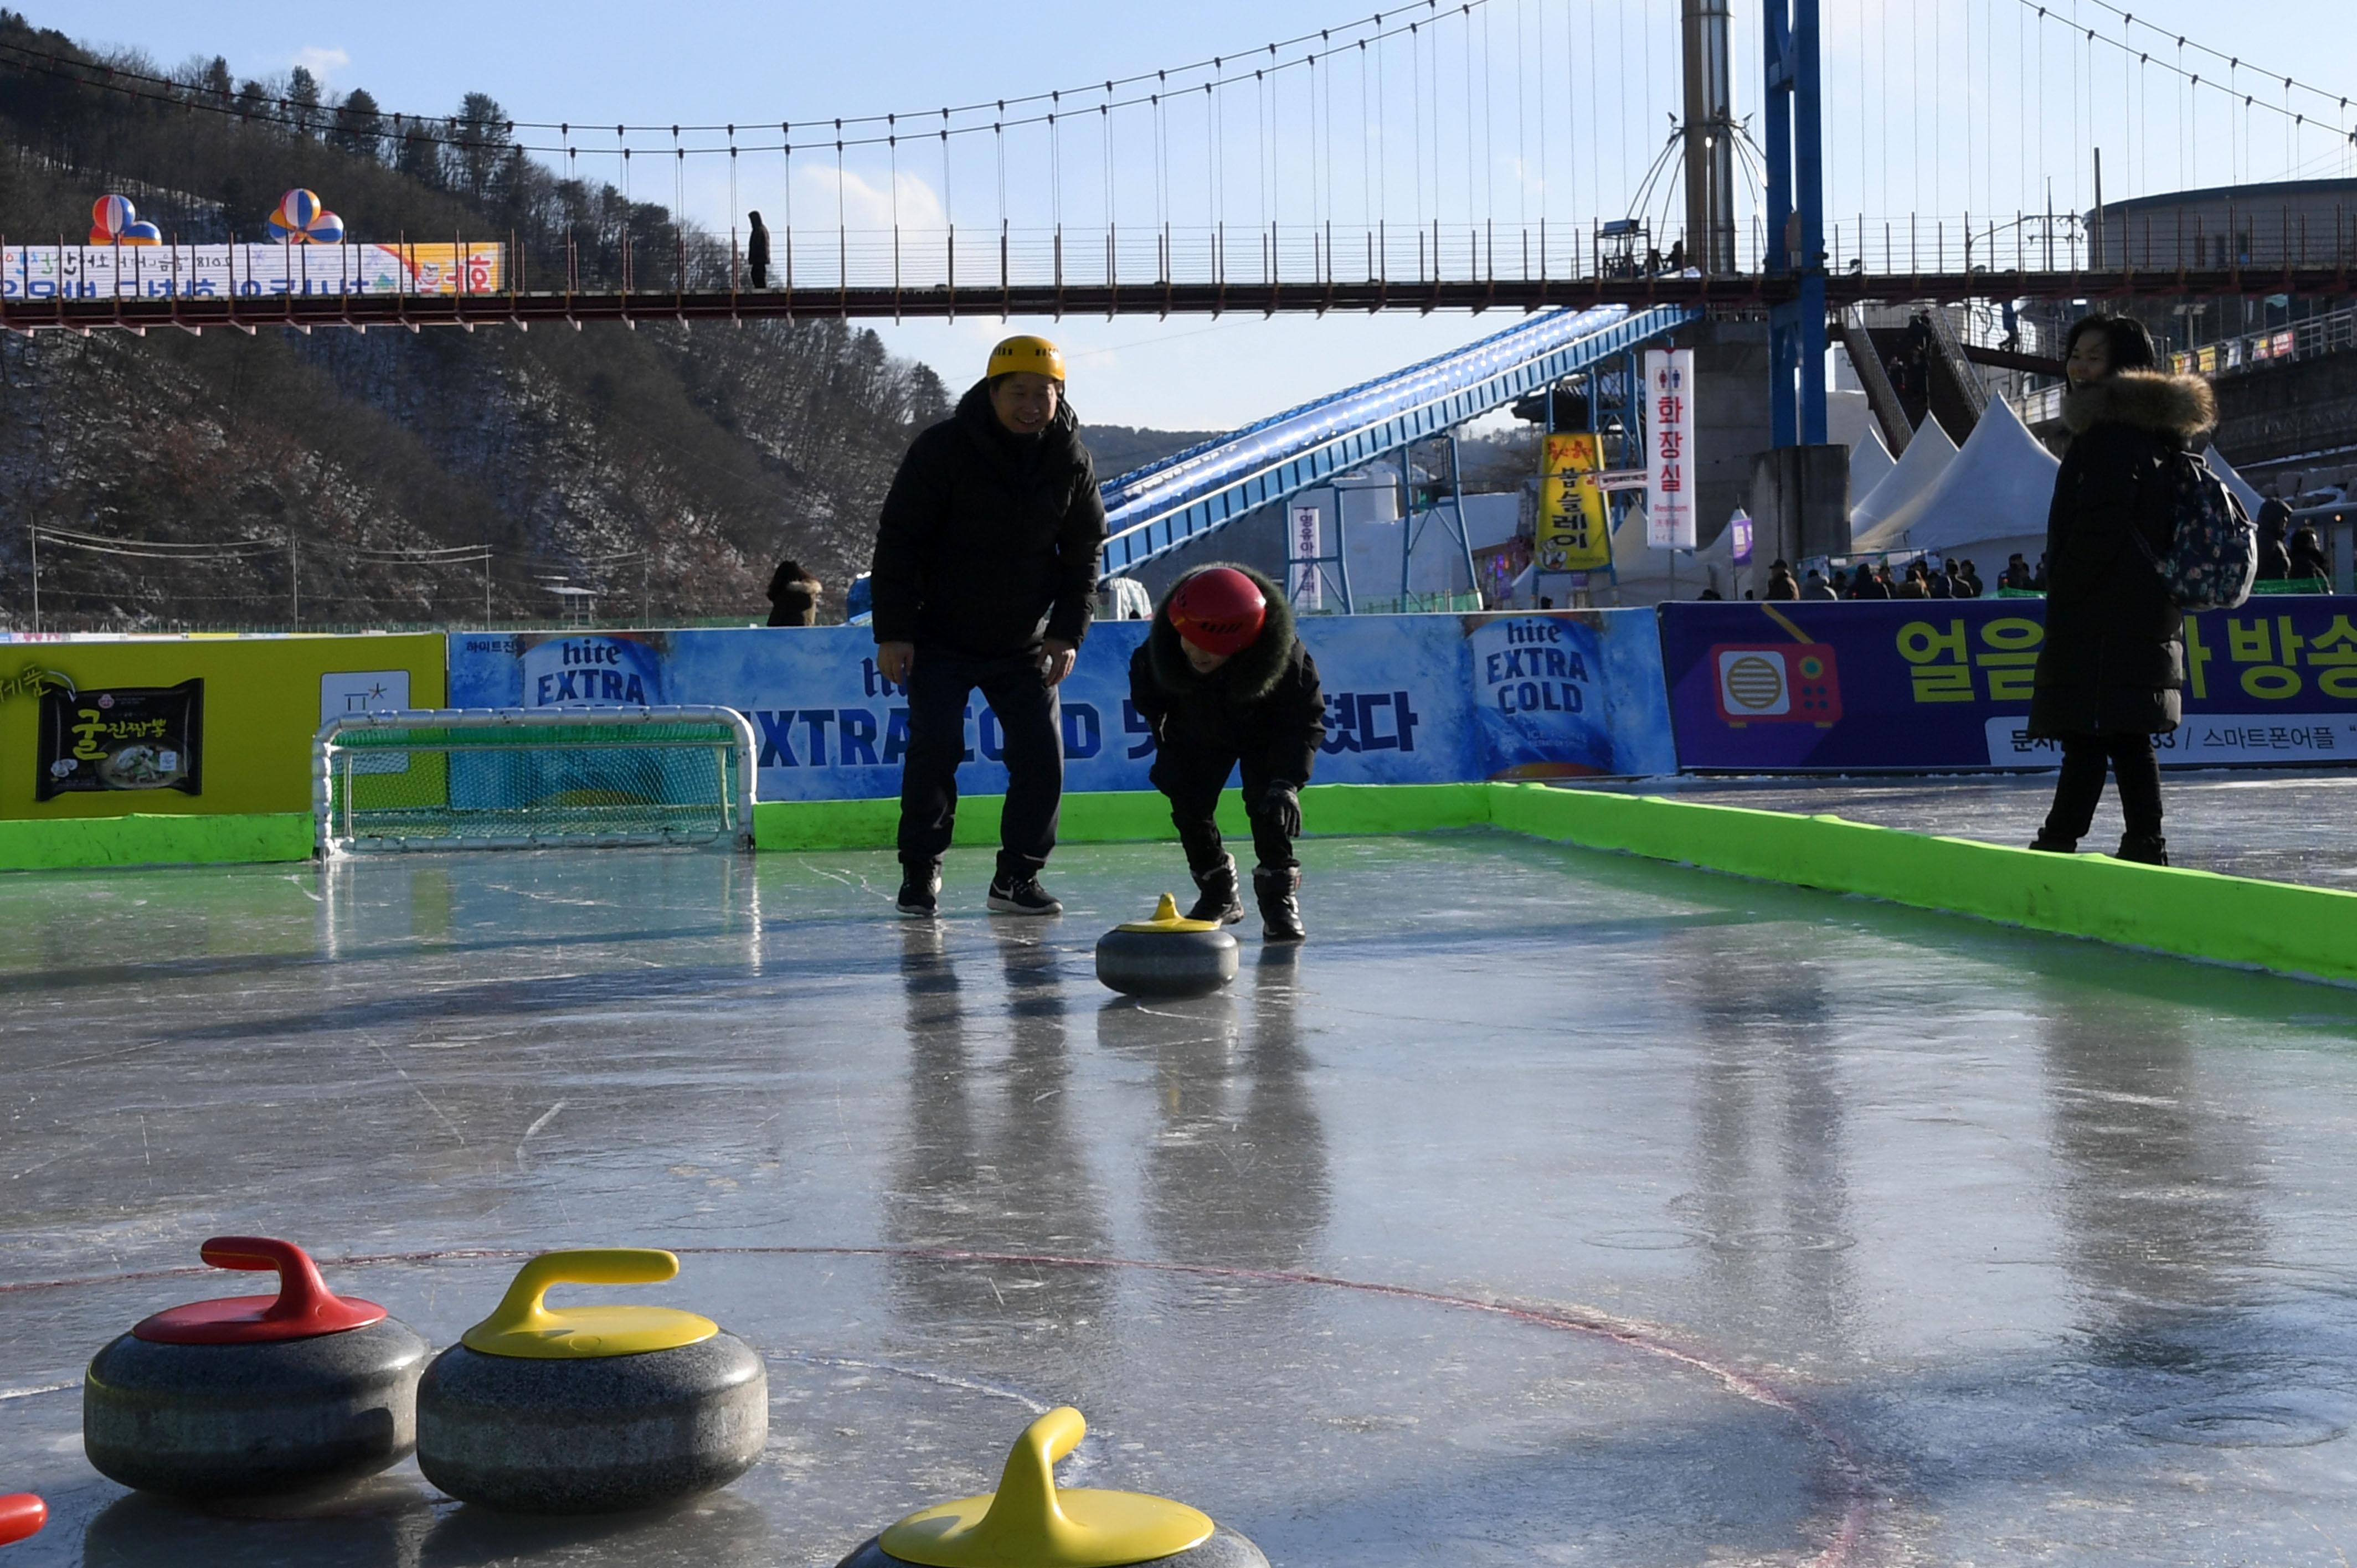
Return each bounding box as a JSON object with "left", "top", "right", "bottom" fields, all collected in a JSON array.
[{"left": 316, "top": 706, "right": 757, "bottom": 854}]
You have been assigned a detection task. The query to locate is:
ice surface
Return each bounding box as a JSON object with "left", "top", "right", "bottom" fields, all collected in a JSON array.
[
  {"left": 5, "top": 834, "right": 2357, "bottom": 1565},
  {"left": 1598, "top": 766, "right": 2357, "bottom": 889}
]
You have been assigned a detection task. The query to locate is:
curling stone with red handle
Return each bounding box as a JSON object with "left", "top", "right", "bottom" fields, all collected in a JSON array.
[
  {"left": 82, "top": 1237, "right": 428, "bottom": 1498},
  {"left": 0, "top": 1493, "right": 43, "bottom": 1548}
]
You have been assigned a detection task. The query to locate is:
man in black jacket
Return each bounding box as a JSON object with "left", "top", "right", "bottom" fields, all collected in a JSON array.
[
  {"left": 1129, "top": 564, "right": 1325, "bottom": 941},
  {"left": 871, "top": 334, "right": 1106, "bottom": 918}
]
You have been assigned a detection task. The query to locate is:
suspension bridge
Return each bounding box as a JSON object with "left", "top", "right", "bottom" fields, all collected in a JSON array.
[
  {"left": 11, "top": 0, "right": 2356, "bottom": 590},
  {"left": 14, "top": 0, "right": 2355, "bottom": 339}
]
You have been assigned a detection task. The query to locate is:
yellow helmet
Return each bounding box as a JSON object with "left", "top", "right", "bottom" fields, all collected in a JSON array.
[{"left": 986, "top": 334, "right": 1066, "bottom": 384}]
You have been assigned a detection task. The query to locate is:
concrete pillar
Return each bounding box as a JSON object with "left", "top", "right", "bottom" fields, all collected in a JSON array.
[
  {"left": 1748, "top": 445, "right": 1853, "bottom": 566},
  {"left": 1681, "top": 0, "right": 1737, "bottom": 274}
]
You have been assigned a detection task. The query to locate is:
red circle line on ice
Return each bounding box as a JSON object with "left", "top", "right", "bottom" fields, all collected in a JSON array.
[{"left": 2, "top": 1244, "right": 1874, "bottom": 1566}]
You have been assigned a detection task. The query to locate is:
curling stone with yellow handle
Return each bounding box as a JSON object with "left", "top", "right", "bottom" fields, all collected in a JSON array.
[
  {"left": 414, "top": 1248, "right": 766, "bottom": 1514},
  {"left": 1095, "top": 894, "right": 1241, "bottom": 998},
  {"left": 835, "top": 1406, "right": 1268, "bottom": 1568},
  {"left": 82, "top": 1237, "right": 429, "bottom": 1498}
]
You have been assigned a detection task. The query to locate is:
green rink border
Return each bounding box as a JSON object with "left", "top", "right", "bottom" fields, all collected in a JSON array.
[
  {"left": 0, "top": 812, "right": 315, "bottom": 873},
  {"left": 8, "top": 785, "right": 2352, "bottom": 984},
  {"left": 747, "top": 782, "right": 1493, "bottom": 853}
]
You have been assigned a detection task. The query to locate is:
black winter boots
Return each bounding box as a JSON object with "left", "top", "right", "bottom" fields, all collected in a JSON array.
[
  {"left": 2113, "top": 833, "right": 2170, "bottom": 866},
  {"left": 897, "top": 861, "right": 941, "bottom": 917},
  {"left": 1186, "top": 854, "right": 1244, "bottom": 925},
  {"left": 1254, "top": 865, "right": 1306, "bottom": 942}
]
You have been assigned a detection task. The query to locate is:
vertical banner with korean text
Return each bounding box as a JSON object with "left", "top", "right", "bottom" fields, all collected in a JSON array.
[
  {"left": 1536, "top": 434, "right": 1612, "bottom": 572},
  {"left": 1288, "top": 504, "right": 1324, "bottom": 610},
  {"left": 1645, "top": 348, "right": 1697, "bottom": 548}
]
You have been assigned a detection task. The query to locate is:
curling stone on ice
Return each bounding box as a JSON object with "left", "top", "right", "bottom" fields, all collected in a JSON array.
[
  {"left": 837, "top": 1405, "right": 1267, "bottom": 1568},
  {"left": 1095, "top": 894, "right": 1240, "bottom": 998},
  {"left": 0, "top": 1494, "right": 44, "bottom": 1548},
  {"left": 81, "top": 1236, "right": 429, "bottom": 1499},
  {"left": 415, "top": 1247, "right": 765, "bottom": 1514}
]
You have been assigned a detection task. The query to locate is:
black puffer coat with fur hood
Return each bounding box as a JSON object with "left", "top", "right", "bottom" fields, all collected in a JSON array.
[
  {"left": 1129, "top": 564, "right": 1326, "bottom": 785},
  {"left": 2026, "top": 369, "right": 2215, "bottom": 739}
]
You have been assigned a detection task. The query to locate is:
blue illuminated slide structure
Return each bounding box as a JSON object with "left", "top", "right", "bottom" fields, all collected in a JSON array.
[{"left": 1095, "top": 303, "right": 1700, "bottom": 580}]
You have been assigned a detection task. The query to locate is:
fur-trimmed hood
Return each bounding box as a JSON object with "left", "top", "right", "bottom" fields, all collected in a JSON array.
[
  {"left": 2061, "top": 369, "right": 2215, "bottom": 440},
  {"left": 1145, "top": 563, "right": 1297, "bottom": 703}
]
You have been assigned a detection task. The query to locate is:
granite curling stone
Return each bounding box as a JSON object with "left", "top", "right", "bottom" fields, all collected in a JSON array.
[
  {"left": 82, "top": 1236, "right": 429, "bottom": 1499},
  {"left": 835, "top": 1405, "right": 1268, "bottom": 1568},
  {"left": 1095, "top": 894, "right": 1241, "bottom": 998},
  {"left": 0, "top": 1493, "right": 45, "bottom": 1548},
  {"left": 415, "top": 1247, "right": 766, "bottom": 1514}
]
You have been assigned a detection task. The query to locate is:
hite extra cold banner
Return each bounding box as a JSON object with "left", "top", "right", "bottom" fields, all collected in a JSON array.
[{"left": 37, "top": 680, "right": 204, "bottom": 799}]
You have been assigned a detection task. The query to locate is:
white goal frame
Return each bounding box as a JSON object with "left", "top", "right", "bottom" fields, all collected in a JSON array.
[{"left": 315, "top": 705, "right": 758, "bottom": 855}]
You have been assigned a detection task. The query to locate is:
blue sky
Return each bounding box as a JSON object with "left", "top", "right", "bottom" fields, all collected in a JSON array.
[{"left": 63, "top": 0, "right": 2357, "bottom": 431}]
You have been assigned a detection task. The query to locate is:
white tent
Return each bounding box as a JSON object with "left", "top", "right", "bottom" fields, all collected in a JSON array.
[
  {"left": 1852, "top": 396, "right": 2058, "bottom": 568},
  {"left": 1847, "top": 424, "right": 1897, "bottom": 500},
  {"left": 2204, "top": 445, "right": 2264, "bottom": 516},
  {"left": 1825, "top": 387, "right": 1877, "bottom": 454},
  {"left": 1587, "top": 503, "right": 1751, "bottom": 605},
  {"left": 1692, "top": 508, "right": 1753, "bottom": 599},
  {"left": 1849, "top": 417, "right": 1959, "bottom": 537}
]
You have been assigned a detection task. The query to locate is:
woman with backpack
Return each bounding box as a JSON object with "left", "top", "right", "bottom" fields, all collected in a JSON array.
[{"left": 2026, "top": 314, "right": 2216, "bottom": 866}]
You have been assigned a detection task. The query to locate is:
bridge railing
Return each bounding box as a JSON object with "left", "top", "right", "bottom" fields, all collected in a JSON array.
[
  {"left": 745, "top": 209, "right": 2356, "bottom": 293},
  {"left": 2010, "top": 298, "right": 2357, "bottom": 428}
]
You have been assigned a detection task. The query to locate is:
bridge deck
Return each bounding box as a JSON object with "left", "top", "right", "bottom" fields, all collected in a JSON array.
[{"left": 17, "top": 265, "right": 2354, "bottom": 334}]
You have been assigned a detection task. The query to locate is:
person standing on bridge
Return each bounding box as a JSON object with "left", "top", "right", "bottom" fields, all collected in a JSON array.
[
  {"left": 2026, "top": 314, "right": 2212, "bottom": 866},
  {"left": 871, "top": 334, "right": 1106, "bottom": 919},
  {"left": 745, "top": 211, "right": 770, "bottom": 289}
]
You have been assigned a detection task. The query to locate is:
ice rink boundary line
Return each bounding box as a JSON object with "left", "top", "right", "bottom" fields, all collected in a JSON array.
[{"left": 0, "top": 1242, "right": 1874, "bottom": 1566}]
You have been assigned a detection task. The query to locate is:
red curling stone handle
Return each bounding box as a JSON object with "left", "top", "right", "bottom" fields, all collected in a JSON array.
[
  {"left": 0, "top": 1494, "right": 44, "bottom": 1548},
  {"left": 131, "top": 1236, "right": 387, "bottom": 1345}
]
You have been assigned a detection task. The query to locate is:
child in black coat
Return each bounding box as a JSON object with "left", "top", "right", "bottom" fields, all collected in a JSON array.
[{"left": 1128, "top": 564, "right": 1326, "bottom": 940}]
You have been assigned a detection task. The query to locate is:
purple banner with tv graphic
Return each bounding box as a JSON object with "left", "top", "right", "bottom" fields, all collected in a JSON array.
[
  {"left": 1659, "top": 598, "right": 2357, "bottom": 771},
  {"left": 447, "top": 610, "right": 1678, "bottom": 803}
]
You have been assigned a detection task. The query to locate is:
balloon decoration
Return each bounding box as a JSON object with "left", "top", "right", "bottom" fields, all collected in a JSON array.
[
  {"left": 88, "top": 193, "right": 161, "bottom": 245},
  {"left": 266, "top": 188, "right": 345, "bottom": 244}
]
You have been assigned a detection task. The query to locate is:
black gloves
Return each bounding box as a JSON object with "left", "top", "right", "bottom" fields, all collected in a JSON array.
[{"left": 1259, "top": 781, "right": 1303, "bottom": 838}]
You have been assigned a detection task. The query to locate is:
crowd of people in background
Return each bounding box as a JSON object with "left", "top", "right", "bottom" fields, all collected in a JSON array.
[
  {"left": 2257, "top": 498, "right": 2334, "bottom": 584},
  {"left": 1758, "top": 556, "right": 1990, "bottom": 601}
]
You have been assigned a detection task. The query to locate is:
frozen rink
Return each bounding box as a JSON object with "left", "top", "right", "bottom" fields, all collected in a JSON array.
[{"left": 7, "top": 829, "right": 2357, "bottom": 1566}]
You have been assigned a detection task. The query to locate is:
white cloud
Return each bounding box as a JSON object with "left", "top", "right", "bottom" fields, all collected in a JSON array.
[
  {"left": 788, "top": 164, "right": 948, "bottom": 233},
  {"left": 291, "top": 47, "right": 349, "bottom": 84}
]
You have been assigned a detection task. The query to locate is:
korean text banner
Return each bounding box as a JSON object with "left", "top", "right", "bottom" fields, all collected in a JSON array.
[
  {"left": 1536, "top": 434, "right": 1611, "bottom": 572},
  {"left": 1645, "top": 348, "right": 1697, "bottom": 548},
  {"left": 1659, "top": 599, "right": 2357, "bottom": 771},
  {"left": 446, "top": 612, "right": 1678, "bottom": 802},
  {"left": 3, "top": 244, "right": 505, "bottom": 301}
]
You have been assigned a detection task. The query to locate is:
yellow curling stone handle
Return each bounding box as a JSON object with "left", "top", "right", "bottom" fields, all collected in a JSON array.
[
  {"left": 460, "top": 1247, "right": 719, "bottom": 1360},
  {"left": 1116, "top": 893, "right": 1224, "bottom": 935},
  {"left": 881, "top": 1407, "right": 1214, "bottom": 1568}
]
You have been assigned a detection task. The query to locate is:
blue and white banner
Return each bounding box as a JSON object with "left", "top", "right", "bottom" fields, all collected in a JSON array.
[{"left": 446, "top": 610, "right": 1677, "bottom": 802}]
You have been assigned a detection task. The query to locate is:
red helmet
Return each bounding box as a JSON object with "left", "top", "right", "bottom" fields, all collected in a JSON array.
[{"left": 1167, "top": 568, "right": 1267, "bottom": 656}]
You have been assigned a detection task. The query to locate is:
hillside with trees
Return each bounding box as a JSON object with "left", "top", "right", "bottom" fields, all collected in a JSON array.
[{"left": 0, "top": 13, "right": 1203, "bottom": 630}]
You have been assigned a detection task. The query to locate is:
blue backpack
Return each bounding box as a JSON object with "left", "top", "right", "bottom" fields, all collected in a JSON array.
[{"left": 2129, "top": 449, "right": 2257, "bottom": 611}]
